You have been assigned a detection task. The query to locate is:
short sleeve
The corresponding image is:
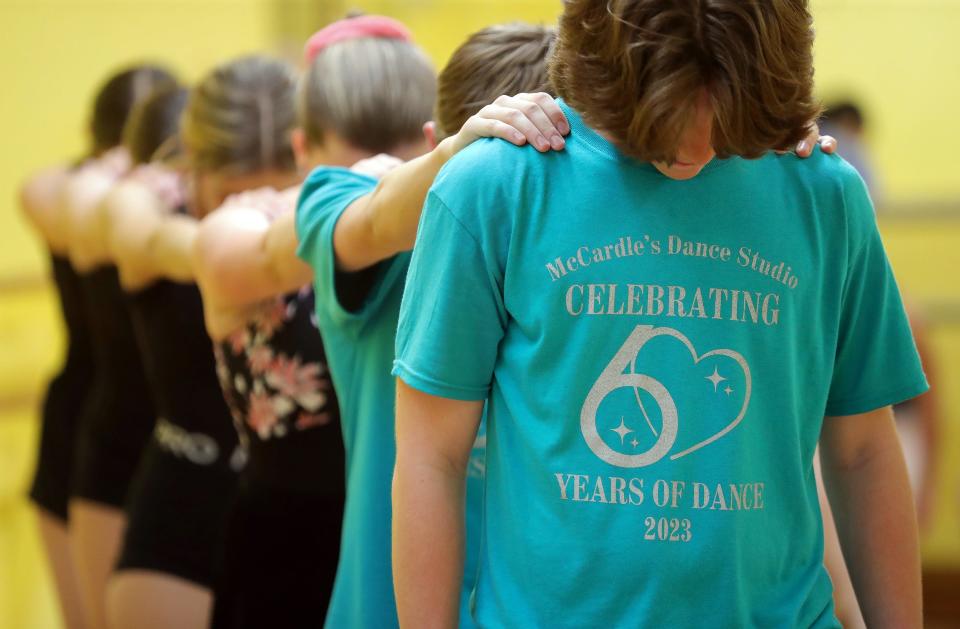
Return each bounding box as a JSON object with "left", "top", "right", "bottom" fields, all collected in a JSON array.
[
  {"left": 392, "top": 191, "right": 507, "bottom": 402},
  {"left": 295, "top": 166, "right": 402, "bottom": 321},
  {"left": 824, "top": 171, "right": 929, "bottom": 416}
]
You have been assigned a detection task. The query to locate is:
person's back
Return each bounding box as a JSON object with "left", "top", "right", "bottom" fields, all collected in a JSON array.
[
  {"left": 392, "top": 1, "right": 927, "bottom": 627},
  {"left": 399, "top": 108, "right": 895, "bottom": 627}
]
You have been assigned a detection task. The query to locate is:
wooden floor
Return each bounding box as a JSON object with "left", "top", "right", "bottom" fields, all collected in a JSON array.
[{"left": 0, "top": 409, "right": 62, "bottom": 629}]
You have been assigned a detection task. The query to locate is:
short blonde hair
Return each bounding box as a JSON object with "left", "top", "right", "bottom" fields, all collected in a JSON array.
[{"left": 300, "top": 37, "right": 436, "bottom": 153}]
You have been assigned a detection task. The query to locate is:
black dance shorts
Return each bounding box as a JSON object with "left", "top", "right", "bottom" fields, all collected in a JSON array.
[
  {"left": 71, "top": 392, "right": 155, "bottom": 509},
  {"left": 29, "top": 372, "right": 82, "bottom": 521},
  {"left": 115, "top": 426, "right": 241, "bottom": 587},
  {"left": 210, "top": 484, "right": 345, "bottom": 628}
]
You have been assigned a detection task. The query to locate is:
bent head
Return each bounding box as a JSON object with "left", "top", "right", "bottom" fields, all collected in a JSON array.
[
  {"left": 89, "top": 65, "right": 178, "bottom": 157},
  {"left": 296, "top": 16, "right": 436, "bottom": 169},
  {"left": 181, "top": 55, "right": 299, "bottom": 216},
  {"left": 549, "top": 0, "right": 820, "bottom": 180}
]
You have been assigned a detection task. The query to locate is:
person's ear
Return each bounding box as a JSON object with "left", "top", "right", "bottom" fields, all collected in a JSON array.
[
  {"left": 423, "top": 121, "right": 438, "bottom": 150},
  {"left": 291, "top": 128, "right": 310, "bottom": 173}
]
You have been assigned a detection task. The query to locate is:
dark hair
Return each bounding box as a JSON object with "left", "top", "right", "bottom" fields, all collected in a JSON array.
[
  {"left": 435, "top": 23, "right": 556, "bottom": 139},
  {"left": 123, "top": 86, "right": 188, "bottom": 164},
  {"left": 823, "top": 101, "right": 864, "bottom": 132},
  {"left": 300, "top": 36, "right": 436, "bottom": 153},
  {"left": 182, "top": 55, "right": 297, "bottom": 174},
  {"left": 549, "top": 0, "right": 821, "bottom": 162},
  {"left": 90, "top": 65, "right": 178, "bottom": 155}
]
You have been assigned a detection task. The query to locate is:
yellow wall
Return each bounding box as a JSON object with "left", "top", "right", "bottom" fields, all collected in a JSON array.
[
  {"left": 0, "top": 0, "right": 277, "bottom": 280},
  {"left": 813, "top": 0, "right": 960, "bottom": 205}
]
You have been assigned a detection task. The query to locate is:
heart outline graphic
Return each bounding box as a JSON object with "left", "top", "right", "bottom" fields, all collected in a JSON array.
[{"left": 581, "top": 325, "right": 752, "bottom": 468}]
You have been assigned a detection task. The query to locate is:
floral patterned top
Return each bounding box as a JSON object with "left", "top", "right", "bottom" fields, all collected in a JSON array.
[{"left": 215, "top": 287, "right": 345, "bottom": 495}]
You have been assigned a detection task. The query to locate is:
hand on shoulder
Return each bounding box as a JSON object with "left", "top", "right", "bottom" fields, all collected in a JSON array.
[
  {"left": 351, "top": 154, "right": 405, "bottom": 180},
  {"left": 450, "top": 92, "right": 570, "bottom": 157},
  {"left": 220, "top": 185, "right": 299, "bottom": 221},
  {"left": 127, "top": 163, "right": 185, "bottom": 211}
]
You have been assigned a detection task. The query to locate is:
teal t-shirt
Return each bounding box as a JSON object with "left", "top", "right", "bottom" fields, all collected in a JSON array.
[
  {"left": 393, "top": 102, "right": 928, "bottom": 628},
  {"left": 296, "top": 166, "right": 485, "bottom": 629}
]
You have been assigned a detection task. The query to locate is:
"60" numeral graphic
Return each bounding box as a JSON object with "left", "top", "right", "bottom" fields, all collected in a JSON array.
[{"left": 580, "top": 326, "right": 678, "bottom": 468}]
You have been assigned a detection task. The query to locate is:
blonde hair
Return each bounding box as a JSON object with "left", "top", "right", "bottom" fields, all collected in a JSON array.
[
  {"left": 182, "top": 55, "right": 297, "bottom": 173},
  {"left": 300, "top": 37, "right": 436, "bottom": 153}
]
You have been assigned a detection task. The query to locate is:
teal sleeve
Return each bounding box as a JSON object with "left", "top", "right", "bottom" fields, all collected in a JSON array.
[
  {"left": 393, "top": 192, "right": 507, "bottom": 402},
  {"left": 824, "top": 172, "right": 929, "bottom": 416},
  {"left": 295, "top": 166, "right": 403, "bottom": 322}
]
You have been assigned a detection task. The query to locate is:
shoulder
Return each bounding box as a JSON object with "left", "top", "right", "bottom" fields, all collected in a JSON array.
[
  {"left": 429, "top": 138, "right": 554, "bottom": 229},
  {"left": 299, "top": 166, "right": 377, "bottom": 206},
  {"left": 764, "top": 147, "right": 869, "bottom": 198},
  {"left": 759, "top": 148, "right": 877, "bottom": 252},
  {"left": 20, "top": 165, "right": 70, "bottom": 215},
  {"left": 297, "top": 166, "right": 378, "bottom": 232},
  {"left": 433, "top": 137, "right": 546, "bottom": 194}
]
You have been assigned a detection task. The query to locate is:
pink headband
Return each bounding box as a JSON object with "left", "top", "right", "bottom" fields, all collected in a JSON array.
[{"left": 304, "top": 16, "right": 412, "bottom": 64}]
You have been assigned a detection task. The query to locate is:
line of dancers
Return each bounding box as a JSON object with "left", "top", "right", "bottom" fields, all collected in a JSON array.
[{"left": 20, "top": 6, "right": 923, "bottom": 629}]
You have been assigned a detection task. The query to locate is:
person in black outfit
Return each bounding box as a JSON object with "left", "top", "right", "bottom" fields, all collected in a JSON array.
[
  {"left": 21, "top": 64, "right": 176, "bottom": 629},
  {"left": 99, "top": 56, "right": 301, "bottom": 629}
]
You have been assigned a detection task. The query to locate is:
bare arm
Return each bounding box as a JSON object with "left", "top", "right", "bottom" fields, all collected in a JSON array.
[
  {"left": 192, "top": 188, "right": 311, "bottom": 310},
  {"left": 105, "top": 180, "right": 168, "bottom": 289},
  {"left": 819, "top": 406, "right": 922, "bottom": 629},
  {"left": 20, "top": 165, "right": 72, "bottom": 254},
  {"left": 334, "top": 143, "right": 456, "bottom": 272},
  {"left": 148, "top": 214, "right": 198, "bottom": 283},
  {"left": 815, "top": 450, "right": 865, "bottom": 628},
  {"left": 63, "top": 169, "right": 121, "bottom": 272},
  {"left": 334, "top": 93, "right": 570, "bottom": 272},
  {"left": 393, "top": 379, "right": 484, "bottom": 629},
  {"left": 904, "top": 305, "right": 939, "bottom": 530},
  {"left": 105, "top": 176, "right": 197, "bottom": 288}
]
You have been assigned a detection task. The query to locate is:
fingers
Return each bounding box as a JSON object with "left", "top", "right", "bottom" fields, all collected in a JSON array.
[
  {"left": 350, "top": 154, "right": 403, "bottom": 179},
  {"left": 476, "top": 117, "right": 529, "bottom": 147},
  {"left": 451, "top": 92, "right": 570, "bottom": 156},
  {"left": 818, "top": 134, "right": 838, "bottom": 154},
  {"left": 491, "top": 93, "right": 566, "bottom": 151},
  {"left": 516, "top": 92, "right": 570, "bottom": 136},
  {"left": 476, "top": 103, "right": 552, "bottom": 151},
  {"left": 795, "top": 123, "right": 820, "bottom": 157}
]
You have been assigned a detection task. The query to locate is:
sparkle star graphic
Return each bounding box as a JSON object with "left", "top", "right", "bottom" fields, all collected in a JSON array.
[
  {"left": 611, "top": 417, "right": 634, "bottom": 445},
  {"left": 724, "top": 385, "right": 733, "bottom": 396},
  {"left": 630, "top": 437, "right": 640, "bottom": 448},
  {"left": 706, "top": 366, "right": 727, "bottom": 392}
]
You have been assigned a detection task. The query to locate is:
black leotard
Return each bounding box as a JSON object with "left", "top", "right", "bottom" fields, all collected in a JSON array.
[
  {"left": 29, "top": 254, "right": 95, "bottom": 520},
  {"left": 129, "top": 280, "right": 239, "bottom": 453},
  {"left": 211, "top": 287, "right": 345, "bottom": 627},
  {"left": 72, "top": 265, "right": 155, "bottom": 508},
  {"left": 116, "top": 278, "right": 240, "bottom": 586}
]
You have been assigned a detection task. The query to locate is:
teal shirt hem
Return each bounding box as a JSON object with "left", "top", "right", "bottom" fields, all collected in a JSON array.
[
  {"left": 393, "top": 360, "right": 490, "bottom": 402},
  {"left": 824, "top": 375, "right": 929, "bottom": 417}
]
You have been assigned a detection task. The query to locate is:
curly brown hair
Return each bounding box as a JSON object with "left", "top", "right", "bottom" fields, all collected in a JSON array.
[
  {"left": 435, "top": 23, "right": 557, "bottom": 139},
  {"left": 549, "top": 0, "right": 821, "bottom": 162}
]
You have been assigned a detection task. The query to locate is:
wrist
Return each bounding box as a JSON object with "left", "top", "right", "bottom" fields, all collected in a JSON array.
[{"left": 435, "top": 136, "right": 458, "bottom": 164}]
